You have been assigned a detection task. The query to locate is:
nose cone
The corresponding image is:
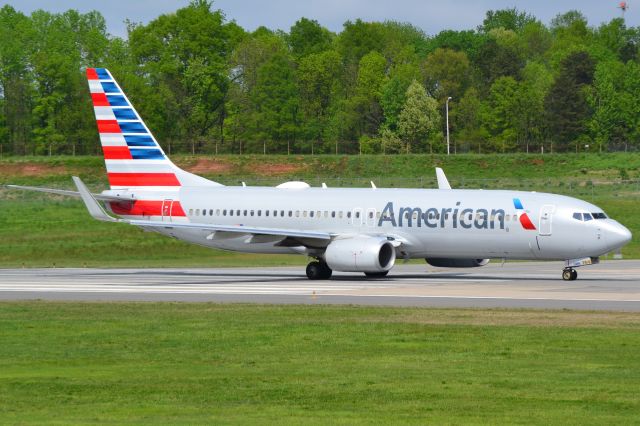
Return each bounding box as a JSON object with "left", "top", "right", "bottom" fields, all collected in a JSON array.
[{"left": 607, "top": 222, "right": 632, "bottom": 250}]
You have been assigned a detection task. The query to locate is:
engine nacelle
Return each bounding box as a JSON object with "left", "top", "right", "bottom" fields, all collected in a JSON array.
[
  {"left": 325, "top": 236, "right": 396, "bottom": 273},
  {"left": 425, "top": 258, "right": 490, "bottom": 268}
]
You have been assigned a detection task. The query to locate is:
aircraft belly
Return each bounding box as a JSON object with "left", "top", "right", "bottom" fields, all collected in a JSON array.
[{"left": 413, "top": 227, "right": 533, "bottom": 259}]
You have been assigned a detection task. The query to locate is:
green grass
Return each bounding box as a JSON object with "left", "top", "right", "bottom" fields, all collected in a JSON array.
[
  {"left": 0, "top": 303, "right": 639, "bottom": 424},
  {"left": 1, "top": 153, "right": 639, "bottom": 266}
]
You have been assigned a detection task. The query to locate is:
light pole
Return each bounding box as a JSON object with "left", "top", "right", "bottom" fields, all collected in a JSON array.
[{"left": 445, "top": 96, "right": 452, "bottom": 156}]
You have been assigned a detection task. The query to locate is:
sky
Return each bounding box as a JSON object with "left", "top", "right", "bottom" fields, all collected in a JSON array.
[{"left": 0, "top": 0, "right": 636, "bottom": 38}]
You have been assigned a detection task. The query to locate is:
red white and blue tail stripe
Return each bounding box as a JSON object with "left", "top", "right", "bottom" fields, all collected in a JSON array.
[{"left": 87, "top": 67, "right": 220, "bottom": 190}]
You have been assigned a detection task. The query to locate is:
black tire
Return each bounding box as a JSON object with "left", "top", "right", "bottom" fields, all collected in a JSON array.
[
  {"left": 364, "top": 270, "right": 389, "bottom": 278},
  {"left": 306, "top": 262, "right": 322, "bottom": 280},
  {"left": 307, "top": 261, "right": 332, "bottom": 280},
  {"left": 562, "top": 269, "right": 576, "bottom": 281},
  {"left": 319, "top": 263, "right": 333, "bottom": 280}
]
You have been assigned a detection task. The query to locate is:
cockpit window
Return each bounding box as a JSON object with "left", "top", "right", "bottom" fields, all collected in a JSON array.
[
  {"left": 583, "top": 213, "right": 593, "bottom": 221},
  {"left": 572, "top": 212, "right": 582, "bottom": 221},
  {"left": 592, "top": 212, "right": 607, "bottom": 219}
]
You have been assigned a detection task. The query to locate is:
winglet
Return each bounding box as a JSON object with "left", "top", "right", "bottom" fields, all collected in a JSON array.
[
  {"left": 435, "top": 167, "right": 451, "bottom": 189},
  {"left": 72, "top": 176, "right": 120, "bottom": 222}
]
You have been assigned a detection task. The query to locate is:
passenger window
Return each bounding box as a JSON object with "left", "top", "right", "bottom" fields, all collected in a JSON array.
[
  {"left": 258, "top": 210, "right": 261, "bottom": 216},
  {"left": 216, "top": 209, "right": 220, "bottom": 216},
  {"left": 303, "top": 211, "right": 307, "bottom": 218},
  {"left": 230, "top": 210, "right": 234, "bottom": 216},
  {"left": 324, "top": 211, "right": 329, "bottom": 218},
  {"left": 196, "top": 209, "right": 200, "bottom": 216},
  {"left": 583, "top": 213, "right": 593, "bottom": 221},
  {"left": 209, "top": 209, "right": 213, "bottom": 216},
  {"left": 573, "top": 212, "right": 582, "bottom": 221},
  {"left": 189, "top": 209, "right": 193, "bottom": 216},
  {"left": 280, "top": 210, "right": 285, "bottom": 217},
  {"left": 347, "top": 212, "right": 352, "bottom": 219},
  {"left": 250, "top": 210, "right": 254, "bottom": 216},
  {"left": 203, "top": 209, "right": 207, "bottom": 216},
  {"left": 339, "top": 211, "right": 343, "bottom": 219},
  {"left": 223, "top": 209, "right": 227, "bottom": 216},
  {"left": 295, "top": 211, "right": 300, "bottom": 217},
  {"left": 288, "top": 211, "right": 292, "bottom": 217},
  {"left": 243, "top": 210, "right": 247, "bottom": 216},
  {"left": 376, "top": 212, "right": 381, "bottom": 219},
  {"left": 505, "top": 214, "right": 510, "bottom": 222},
  {"left": 355, "top": 212, "right": 360, "bottom": 219},
  {"left": 265, "top": 210, "right": 269, "bottom": 217},
  {"left": 317, "top": 211, "right": 321, "bottom": 218},
  {"left": 332, "top": 211, "right": 336, "bottom": 218},
  {"left": 310, "top": 211, "right": 314, "bottom": 218}
]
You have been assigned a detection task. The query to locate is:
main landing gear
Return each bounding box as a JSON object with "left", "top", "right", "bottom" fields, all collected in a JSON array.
[
  {"left": 562, "top": 268, "right": 578, "bottom": 281},
  {"left": 306, "top": 261, "right": 332, "bottom": 280}
]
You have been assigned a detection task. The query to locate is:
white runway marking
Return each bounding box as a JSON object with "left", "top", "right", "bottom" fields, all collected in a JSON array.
[{"left": 1, "top": 262, "right": 639, "bottom": 310}]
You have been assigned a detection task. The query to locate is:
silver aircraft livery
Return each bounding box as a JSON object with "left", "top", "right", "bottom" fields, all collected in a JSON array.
[{"left": 8, "top": 68, "right": 632, "bottom": 281}]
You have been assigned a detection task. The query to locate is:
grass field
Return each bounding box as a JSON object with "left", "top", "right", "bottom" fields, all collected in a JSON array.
[
  {"left": 1, "top": 153, "right": 639, "bottom": 266},
  {"left": 0, "top": 302, "right": 639, "bottom": 424}
]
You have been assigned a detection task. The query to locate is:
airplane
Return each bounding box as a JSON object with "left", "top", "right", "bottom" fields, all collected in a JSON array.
[{"left": 7, "top": 68, "right": 632, "bottom": 281}]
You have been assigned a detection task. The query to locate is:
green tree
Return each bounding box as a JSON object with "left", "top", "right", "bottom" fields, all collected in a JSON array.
[
  {"left": 288, "top": 18, "right": 333, "bottom": 58},
  {"left": 422, "top": 48, "right": 471, "bottom": 101},
  {"left": 128, "top": 0, "right": 243, "bottom": 152},
  {"left": 0, "top": 5, "right": 34, "bottom": 155},
  {"left": 252, "top": 52, "right": 299, "bottom": 154},
  {"left": 544, "top": 51, "right": 595, "bottom": 151},
  {"left": 297, "top": 50, "right": 342, "bottom": 152},
  {"left": 480, "top": 8, "right": 537, "bottom": 33},
  {"left": 398, "top": 80, "right": 441, "bottom": 153},
  {"left": 481, "top": 76, "right": 519, "bottom": 152}
]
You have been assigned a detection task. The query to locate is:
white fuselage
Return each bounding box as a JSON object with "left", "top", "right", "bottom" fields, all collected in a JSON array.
[{"left": 108, "top": 186, "right": 631, "bottom": 262}]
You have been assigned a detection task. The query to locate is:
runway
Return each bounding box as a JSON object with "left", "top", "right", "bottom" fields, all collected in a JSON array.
[{"left": 1, "top": 260, "right": 639, "bottom": 310}]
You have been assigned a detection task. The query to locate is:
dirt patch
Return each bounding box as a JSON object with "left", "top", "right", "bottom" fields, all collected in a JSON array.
[
  {"left": 530, "top": 159, "right": 545, "bottom": 166},
  {"left": 252, "top": 163, "right": 305, "bottom": 176},
  {"left": 186, "top": 159, "right": 234, "bottom": 174},
  {"left": 0, "top": 163, "right": 67, "bottom": 177}
]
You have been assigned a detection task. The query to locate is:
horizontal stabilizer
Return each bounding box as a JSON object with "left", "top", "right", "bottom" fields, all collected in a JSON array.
[{"left": 5, "top": 184, "right": 136, "bottom": 202}]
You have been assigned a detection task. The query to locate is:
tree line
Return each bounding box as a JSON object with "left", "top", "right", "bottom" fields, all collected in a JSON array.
[{"left": 1, "top": 1, "right": 639, "bottom": 156}]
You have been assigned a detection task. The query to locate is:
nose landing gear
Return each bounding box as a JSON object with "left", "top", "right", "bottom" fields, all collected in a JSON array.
[{"left": 562, "top": 268, "right": 578, "bottom": 281}]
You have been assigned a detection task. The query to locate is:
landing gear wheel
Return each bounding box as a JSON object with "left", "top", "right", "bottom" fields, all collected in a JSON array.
[
  {"left": 306, "top": 261, "right": 332, "bottom": 280},
  {"left": 562, "top": 268, "right": 577, "bottom": 281},
  {"left": 364, "top": 271, "right": 389, "bottom": 278}
]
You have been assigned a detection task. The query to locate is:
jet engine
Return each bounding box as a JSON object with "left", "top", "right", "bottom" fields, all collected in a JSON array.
[
  {"left": 325, "top": 236, "right": 396, "bottom": 272},
  {"left": 425, "top": 258, "right": 490, "bottom": 268}
]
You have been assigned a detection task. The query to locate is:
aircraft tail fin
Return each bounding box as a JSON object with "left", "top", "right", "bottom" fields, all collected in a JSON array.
[{"left": 86, "top": 67, "right": 222, "bottom": 190}]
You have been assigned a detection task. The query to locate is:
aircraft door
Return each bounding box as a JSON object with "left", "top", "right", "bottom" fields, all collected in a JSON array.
[
  {"left": 539, "top": 204, "right": 555, "bottom": 236},
  {"left": 161, "top": 199, "right": 173, "bottom": 222}
]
